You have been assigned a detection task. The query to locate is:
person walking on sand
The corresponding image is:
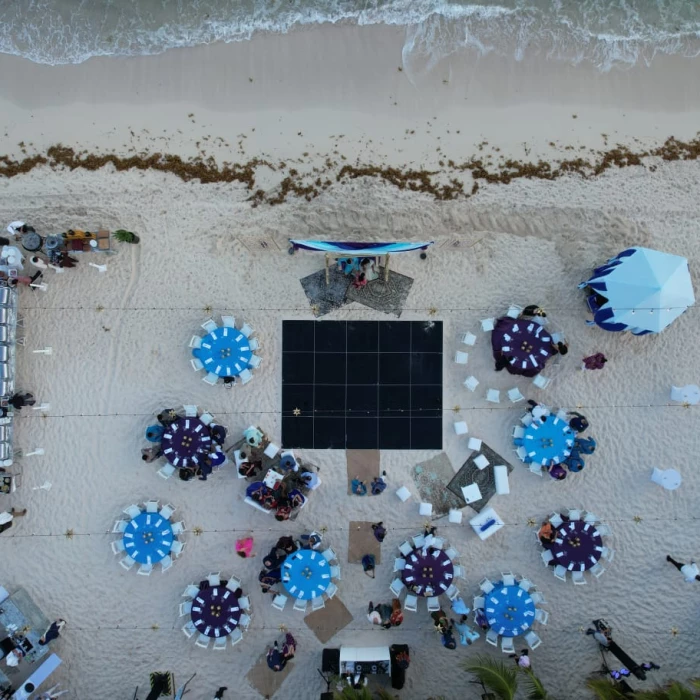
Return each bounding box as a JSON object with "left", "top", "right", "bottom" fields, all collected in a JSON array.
[
  {"left": 235, "top": 536, "right": 254, "bottom": 558},
  {"left": 36, "top": 684, "right": 69, "bottom": 699},
  {"left": 582, "top": 353, "right": 607, "bottom": 371},
  {"left": 666, "top": 555, "right": 700, "bottom": 582},
  {"left": 211, "top": 687, "right": 227, "bottom": 699},
  {"left": 39, "top": 619, "right": 66, "bottom": 645},
  {"left": 510, "top": 649, "right": 531, "bottom": 669}
]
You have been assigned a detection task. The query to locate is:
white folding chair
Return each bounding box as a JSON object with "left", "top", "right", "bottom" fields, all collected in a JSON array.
[
  {"left": 567, "top": 509, "right": 581, "bottom": 521},
  {"left": 418, "top": 503, "right": 433, "bottom": 516},
  {"left": 312, "top": 596, "right": 325, "bottom": 611},
  {"left": 584, "top": 512, "right": 598, "bottom": 524},
  {"left": 591, "top": 563, "right": 606, "bottom": 578},
  {"left": 330, "top": 565, "right": 341, "bottom": 580},
  {"left": 445, "top": 547, "right": 460, "bottom": 561},
  {"left": 506, "top": 305, "right": 522, "bottom": 318},
  {"left": 229, "top": 628, "right": 243, "bottom": 646},
  {"left": 396, "top": 486, "right": 412, "bottom": 502},
  {"left": 486, "top": 629, "right": 499, "bottom": 646},
  {"left": 183, "top": 404, "right": 198, "bottom": 417},
  {"left": 248, "top": 338, "right": 259, "bottom": 351},
  {"left": 110, "top": 540, "right": 125, "bottom": 555},
  {"left": 201, "top": 318, "right": 217, "bottom": 333},
  {"left": 426, "top": 596, "right": 440, "bottom": 612},
  {"left": 596, "top": 524, "right": 612, "bottom": 537},
  {"left": 486, "top": 389, "right": 500, "bottom": 403},
  {"left": 511, "top": 426, "right": 525, "bottom": 439},
  {"left": 293, "top": 598, "right": 307, "bottom": 613},
  {"left": 226, "top": 577, "right": 242, "bottom": 592},
  {"left": 158, "top": 504, "right": 175, "bottom": 521},
  {"left": 239, "top": 613, "right": 251, "bottom": 629},
  {"left": 464, "top": 376, "right": 479, "bottom": 392},
  {"left": 390, "top": 579, "right": 406, "bottom": 598},
  {"left": 553, "top": 565, "right": 567, "bottom": 582},
  {"left": 202, "top": 373, "right": 219, "bottom": 386},
  {"left": 508, "top": 388, "right": 525, "bottom": 403},
  {"left": 481, "top": 318, "right": 495, "bottom": 332},
  {"left": 454, "top": 351, "right": 469, "bottom": 365},
  {"left": 239, "top": 596, "right": 251, "bottom": 610},
  {"left": 571, "top": 571, "right": 586, "bottom": 586},
  {"left": 264, "top": 442, "right": 280, "bottom": 459},
  {"left": 535, "top": 608, "right": 550, "bottom": 624},
  {"left": 445, "top": 585, "right": 460, "bottom": 601},
  {"left": 519, "top": 579, "right": 532, "bottom": 592},
  {"left": 248, "top": 355, "right": 262, "bottom": 369},
  {"left": 448, "top": 509, "right": 463, "bottom": 524},
  {"left": 182, "top": 584, "right": 199, "bottom": 598},
  {"left": 138, "top": 564, "right": 153, "bottom": 576},
  {"left": 473, "top": 596, "right": 485, "bottom": 610},
  {"left": 403, "top": 594, "right": 418, "bottom": 612},
  {"left": 325, "top": 583, "right": 338, "bottom": 599},
  {"left": 431, "top": 537, "right": 444, "bottom": 550},
  {"left": 322, "top": 547, "right": 337, "bottom": 562},
  {"left": 521, "top": 413, "right": 533, "bottom": 426},
  {"left": 533, "top": 375, "right": 551, "bottom": 389},
  {"left": 541, "top": 550, "right": 554, "bottom": 565},
  {"left": 171, "top": 521, "right": 185, "bottom": 536},
  {"left": 182, "top": 620, "right": 196, "bottom": 639},
  {"left": 240, "top": 323, "right": 254, "bottom": 338},
  {"left": 460, "top": 332, "right": 477, "bottom": 346},
  {"left": 399, "top": 541, "right": 413, "bottom": 557},
  {"left": 412, "top": 534, "right": 426, "bottom": 549},
  {"left": 208, "top": 572, "right": 221, "bottom": 587},
  {"left": 501, "top": 637, "right": 515, "bottom": 654},
  {"left": 602, "top": 548, "right": 615, "bottom": 562},
  {"left": 190, "top": 358, "right": 204, "bottom": 372},
  {"left": 112, "top": 520, "right": 128, "bottom": 534},
  {"left": 146, "top": 500, "right": 159, "bottom": 513},
  {"left": 271, "top": 595, "right": 288, "bottom": 611},
  {"left": 123, "top": 504, "right": 141, "bottom": 520},
  {"left": 189, "top": 335, "right": 202, "bottom": 349},
  {"left": 173, "top": 543, "right": 187, "bottom": 560},
  {"left": 502, "top": 572, "right": 515, "bottom": 587},
  {"left": 221, "top": 315, "right": 236, "bottom": 328},
  {"left": 199, "top": 413, "right": 214, "bottom": 425},
  {"left": 479, "top": 578, "right": 494, "bottom": 594},
  {"left": 195, "top": 634, "right": 210, "bottom": 649},
  {"left": 179, "top": 601, "right": 192, "bottom": 617},
  {"left": 530, "top": 591, "right": 546, "bottom": 605},
  {"left": 157, "top": 464, "right": 176, "bottom": 480},
  {"left": 453, "top": 565, "right": 466, "bottom": 580},
  {"left": 549, "top": 513, "right": 563, "bottom": 527},
  {"left": 453, "top": 421, "right": 468, "bottom": 435},
  {"left": 525, "top": 631, "right": 542, "bottom": 650},
  {"left": 213, "top": 636, "right": 227, "bottom": 650}
]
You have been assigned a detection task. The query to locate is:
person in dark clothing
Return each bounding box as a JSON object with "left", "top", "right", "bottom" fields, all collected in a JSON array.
[
  {"left": 39, "top": 619, "right": 66, "bottom": 645},
  {"left": 259, "top": 568, "right": 281, "bottom": 594},
  {"left": 282, "top": 632, "right": 297, "bottom": 661},
  {"left": 551, "top": 341, "right": 569, "bottom": 355},
  {"left": 567, "top": 411, "right": 589, "bottom": 433},
  {"left": 431, "top": 609, "right": 449, "bottom": 632},
  {"left": 9, "top": 393, "right": 35, "bottom": 410},
  {"left": 141, "top": 447, "right": 162, "bottom": 462},
  {"left": 495, "top": 355, "right": 510, "bottom": 371},
  {"left": 267, "top": 641, "right": 285, "bottom": 671},
  {"left": 370, "top": 476, "right": 387, "bottom": 495},
  {"left": 198, "top": 460, "right": 213, "bottom": 481},
  {"left": 275, "top": 536, "right": 297, "bottom": 554},
  {"left": 212, "top": 688, "right": 228, "bottom": 699},
  {"left": 440, "top": 622, "right": 457, "bottom": 649},
  {"left": 371, "top": 522, "right": 387, "bottom": 542},
  {"left": 521, "top": 305, "right": 546, "bottom": 318},
  {"left": 211, "top": 424, "right": 227, "bottom": 445},
  {"left": 263, "top": 548, "right": 285, "bottom": 570},
  {"left": 178, "top": 468, "right": 193, "bottom": 481},
  {"left": 156, "top": 411, "right": 178, "bottom": 427}
]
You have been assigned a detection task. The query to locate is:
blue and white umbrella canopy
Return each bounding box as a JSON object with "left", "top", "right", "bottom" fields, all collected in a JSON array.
[{"left": 580, "top": 247, "right": 695, "bottom": 334}]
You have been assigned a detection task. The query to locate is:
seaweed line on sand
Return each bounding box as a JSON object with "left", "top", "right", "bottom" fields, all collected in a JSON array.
[{"left": 1, "top": 136, "right": 699, "bottom": 206}]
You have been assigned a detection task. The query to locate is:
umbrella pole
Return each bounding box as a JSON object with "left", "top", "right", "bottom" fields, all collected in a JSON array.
[
  {"left": 325, "top": 254, "right": 330, "bottom": 286},
  {"left": 384, "top": 253, "right": 390, "bottom": 282}
]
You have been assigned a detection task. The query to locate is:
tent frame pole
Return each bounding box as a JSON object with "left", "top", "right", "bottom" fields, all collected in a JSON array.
[
  {"left": 325, "top": 254, "right": 330, "bottom": 286},
  {"left": 384, "top": 253, "right": 390, "bottom": 282}
]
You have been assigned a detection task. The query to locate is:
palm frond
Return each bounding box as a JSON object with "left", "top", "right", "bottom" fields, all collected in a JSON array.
[
  {"left": 521, "top": 670, "right": 553, "bottom": 700},
  {"left": 463, "top": 657, "right": 517, "bottom": 700},
  {"left": 585, "top": 678, "right": 629, "bottom": 700}
]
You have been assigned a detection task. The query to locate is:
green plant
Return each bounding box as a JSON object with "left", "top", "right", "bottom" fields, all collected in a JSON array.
[
  {"left": 113, "top": 229, "right": 140, "bottom": 244},
  {"left": 464, "top": 657, "right": 554, "bottom": 700},
  {"left": 332, "top": 688, "right": 396, "bottom": 700},
  {"left": 588, "top": 677, "right": 700, "bottom": 700}
]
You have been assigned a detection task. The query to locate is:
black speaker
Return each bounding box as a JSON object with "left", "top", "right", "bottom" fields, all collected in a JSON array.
[{"left": 322, "top": 648, "right": 340, "bottom": 674}]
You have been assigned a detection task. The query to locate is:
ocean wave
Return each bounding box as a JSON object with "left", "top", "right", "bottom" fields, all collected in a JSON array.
[{"left": 1, "top": 0, "right": 699, "bottom": 71}]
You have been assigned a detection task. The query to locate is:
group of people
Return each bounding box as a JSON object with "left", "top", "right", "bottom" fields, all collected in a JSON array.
[
  {"left": 142, "top": 409, "right": 227, "bottom": 481},
  {"left": 246, "top": 477, "right": 307, "bottom": 521},
  {"left": 337, "top": 256, "right": 379, "bottom": 289},
  {"left": 367, "top": 600, "right": 403, "bottom": 629},
  {"left": 266, "top": 633, "right": 297, "bottom": 672},
  {"left": 257, "top": 535, "right": 315, "bottom": 595},
  {"left": 351, "top": 474, "right": 387, "bottom": 496}
]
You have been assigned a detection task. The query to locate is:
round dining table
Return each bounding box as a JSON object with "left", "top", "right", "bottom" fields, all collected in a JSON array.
[
  {"left": 193, "top": 326, "right": 252, "bottom": 377},
  {"left": 122, "top": 511, "right": 173, "bottom": 564},
  {"left": 401, "top": 547, "right": 454, "bottom": 597},
  {"left": 491, "top": 317, "right": 553, "bottom": 377},
  {"left": 282, "top": 548, "right": 331, "bottom": 600},
  {"left": 550, "top": 519, "right": 603, "bottom": 571},
  {"left": 191, "top": 585, "right": 241, "bottom": 638},
  {"left": 485, "top": 582, "right": 536, "bottom": 638},
  {"left": 160, "top": 417, "right": 212, "bottom": 468},
  {"left": 521, "top": 415, "right": 574, "bottom": 466}
]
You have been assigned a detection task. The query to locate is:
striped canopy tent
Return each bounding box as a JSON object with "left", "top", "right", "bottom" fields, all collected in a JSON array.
[
  {"left": 579, "top": 247, "right": 695, "bottom": 334},
  {"left": 289, "top": 239, "right": 434, "bottom": 284}
]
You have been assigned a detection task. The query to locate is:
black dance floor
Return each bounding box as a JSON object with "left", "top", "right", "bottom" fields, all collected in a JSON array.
[{"left": 282, "top": 320, "right": 443, "bottom": 449}]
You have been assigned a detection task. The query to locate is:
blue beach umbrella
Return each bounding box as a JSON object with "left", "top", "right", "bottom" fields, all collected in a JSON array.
[{"left": 580, "top": 247, "right": 695, "bottom": 333}]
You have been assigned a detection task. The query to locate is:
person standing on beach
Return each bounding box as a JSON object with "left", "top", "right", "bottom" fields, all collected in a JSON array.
[
  {"left": 666, "top": 555, "right": 700, "bottom": 582},
  {"left": 39, "top": 619, "right": 66, "bottom": 645}
]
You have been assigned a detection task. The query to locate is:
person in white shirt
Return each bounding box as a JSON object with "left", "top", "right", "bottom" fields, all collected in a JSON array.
[
  {"left": 37, "top": 684, "right": 69, "bottom": 699},
  {"left": 667, "top": 555, "right": 700, "bottom": 582}
]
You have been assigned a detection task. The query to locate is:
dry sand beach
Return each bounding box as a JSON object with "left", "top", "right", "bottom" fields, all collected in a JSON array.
[{"left": 0, "top": 19, "right": 699, "bottom": 700}]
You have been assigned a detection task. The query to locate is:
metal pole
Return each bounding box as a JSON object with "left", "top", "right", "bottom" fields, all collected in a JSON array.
[
  {"left": 325, "top": 254, "right": 330, "bottom": 286},
  {"left": 384, "top": 253, "right": 390, "bottom": 282}
]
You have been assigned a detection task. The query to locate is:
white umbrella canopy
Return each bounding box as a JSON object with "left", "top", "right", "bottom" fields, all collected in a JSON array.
[{"left": 587, "top": 247, "right": 695, "bottom": 333}]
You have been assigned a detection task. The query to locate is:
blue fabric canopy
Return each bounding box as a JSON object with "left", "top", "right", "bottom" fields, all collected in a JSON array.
[
  {"left": 580, "top": 247, "right": 694, "bottom": 334},
  {"left": 289, "top": 240, "right": 433, "bottom": 256}
]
